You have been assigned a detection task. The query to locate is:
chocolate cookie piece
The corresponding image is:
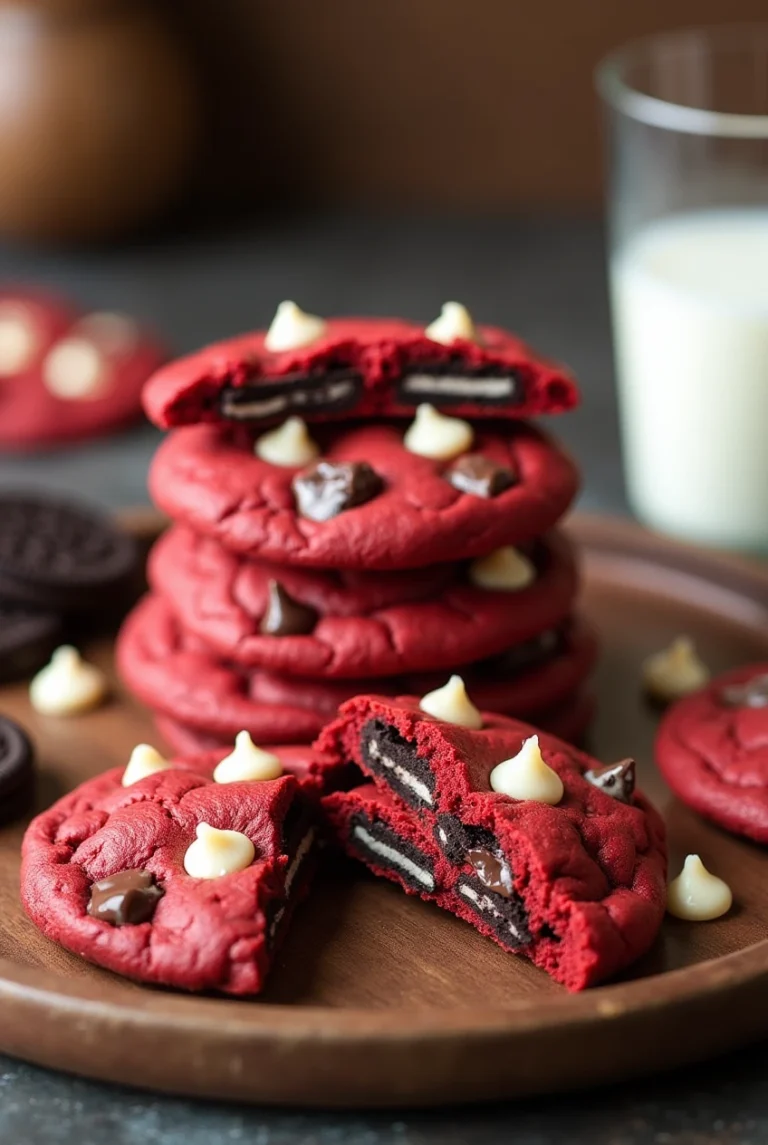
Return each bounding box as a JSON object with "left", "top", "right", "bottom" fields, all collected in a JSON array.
[
  {"left": 0, "top": 715, "right": 36, "bottom": 826},
  {"left": 320, "top": 697, "right": 667, "bottom": 991},
  {"left": 0, "top": 493, "right": 138, "bottom": 612},
  {"left": 0, "top": 603, "right": 63, "bottom": 684},
  {"left": 143, "top": 314, "right": 579, "bottom": 431}
]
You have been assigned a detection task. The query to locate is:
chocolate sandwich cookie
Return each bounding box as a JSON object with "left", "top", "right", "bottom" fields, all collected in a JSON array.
[
  {"left": 143, "top": 311, "right": 578, "bottom": 431},
  {"left": 0, "top": 290, "right": 165, "bottom": 451},
  {"left": 0, "top": 714, "right": 36, "bottom": 825},
  {"left": 656, "top": 663, "right": 768, "bottom": 843},
  {"left": 21, "top": 759, "right": 320, "bottom": 994},
  {"left": 149, "top": 526, "right": 578, "bottom": 678},
  {"left": 0, "top": 492, "right": 139, "bottom": 612},
  {"left": 319, "top": 696, "right": 666, "bottom": 991},
  {"left": 0, "top": 603, "right": 63, "bottom": 684},
  {"left": 149, "top": 419, "right": 579, "bottom": 570},
  {"left": 118, "top": 595, "right": 597, "bottom": 745}
]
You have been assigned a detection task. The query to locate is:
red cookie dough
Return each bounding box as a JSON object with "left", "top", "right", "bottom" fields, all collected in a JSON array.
[
  {"left": 319, "top": 697, "right": 667, "bottom": 991},
  {"left": 118, "top": 594, "right": 597, "bottom": 744},
  {"left": 143, "top": 314, "right": 579, "bottom": 430},
  {"left": 0, "top": 290, "right": 165, "bottom": 450},
  {"left": 149, "top": 526, "right": 577, "bottom": 678},
  {"left": 656, "top": 663, "right": 768, "bottom": 843},
  {"left": 21, "top": 764, "right": 318, "bottom": 994},
  {"left": 149, "top": 420, "right": 579, "bottom": 570}
]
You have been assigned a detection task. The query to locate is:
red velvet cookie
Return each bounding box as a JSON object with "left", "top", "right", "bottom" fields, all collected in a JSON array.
[
  {"left": 118, "top": 594, "right": 597, "bottom": 744},
  {"left": 143, "top": 314, "right": 578, "bottom": 430},
  {"left": 319, "top": 697, "right": 667, "bottom": 990},
  {"left": 148, "top": 526, "right": 577, "bottom": 678},
  {"left": 21, "top": 763, "right": 318, "bottom": 994},
  {"left": 656, "top": 664, "right": 768, "bottom": 843},
  {"left": 0, "top": 290, "right": 164, "bottom": 450},
  {"left": 149, "top": 420, "right": 579, "bottom": 570}
]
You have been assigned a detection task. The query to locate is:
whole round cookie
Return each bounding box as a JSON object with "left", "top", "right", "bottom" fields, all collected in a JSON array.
[
  {"left": 118, "top": 593, "right": 596, "bottom": 745},
  {"left": 148, "top": 526, "right": 577, "bottom": 678},
  {"left": 0, "top": 714, "right": 36, "bottom": 825},
  {"left": 0, "top": 602, "right": 63, "bottom": 683},
  {"left": 149, "top": 420, "right": 579, "bottom": 570},
  {"left": 0, "top": 493, "right": 138, "bottom": 611},
  {"left": 0, "top": 291, "right": 165, "bottom": 450},
  {"left": 656, "top": 664, "right": 768, "bottom": 842}
]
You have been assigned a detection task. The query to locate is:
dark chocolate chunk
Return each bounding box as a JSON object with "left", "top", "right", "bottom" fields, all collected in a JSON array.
[
  {"left": 0, "top": 715, "right": 35, "bottom": 826},
  {"left": 455, "top": 874, "right": 532, "bottom": 947},
  {"left": 466, "top": 848, "right": 513, "bottom": 897},
  {"left": 0, "top": 493, "right": 138, "bottom": 613},
  {"left": 0, "top": 602, "right": 63, "bottom": 684},
  {"left": 87, "top": 869, "right": 163, "bottom": 926},
  {"left": 292, "top": 460, "right": 384, "bottom": 522},
  {"left": 349, "top": 811, "right": 436, "bottom": 893},
  {"left": 220, "top": 368, "right": 362, "bottom": 423},
  {"left": 259, "top": 580, "right": 318, "bottom": 637},
  {"left": 398, "top": 361, "right": 524, "bottom": 407},
  {"left": 721, "top": 674, "right": 768, "bottom": 709},
  {"left": 584, "top": 758, "right": 636, "bottom": 804},
  {"left": 360, "top": 718, "right": 436, "bottom": 809},
  {"left": 445, "top": 454, "right": 518, "bottom": 499}
]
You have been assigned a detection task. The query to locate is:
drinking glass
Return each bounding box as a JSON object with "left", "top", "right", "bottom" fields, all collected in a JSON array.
[{"left": 597, "top": 25, "right": 768, "bottom": 551}]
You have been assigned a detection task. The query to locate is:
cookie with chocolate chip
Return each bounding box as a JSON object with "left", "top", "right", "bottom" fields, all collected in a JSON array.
[
  {"left": 148, "top": 526, "right": 578, "bottom": 678},
  {"left": 117, "top": 595, "right": 597, "bottom": 746},
  {"left": 0, "top": 289, "right": 164, "bottom": 451},
  {"left": 142, "top": 313, "right": 579, "bottom": 432},
  {"left": 319, "top": 695, "right": 667, "bottom": 991},
  {"left": 656, "top": 663, "right": 768, "bottom": 843},
  {"left": 149, "top": 420, "right": 579, "bottom": 570},
  {"left": 21, "top": 754, "right": 322, "bottom": 993}
]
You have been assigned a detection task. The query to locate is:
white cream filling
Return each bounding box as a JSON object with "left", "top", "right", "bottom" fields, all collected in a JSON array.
[
  {"left": 401, "top": 373, "right": 515, "bottom": 399},
  {"left": 352, "top": 825, "right": 435, "bottom": 891},
  {"left": 269, "top": 827, "right": 317, "bottom": 940},
  {"left": 459, "top": 883, "right": 522, "bottom": 941},
  {"left": 367, "top": 738, "right": 433, "bottom": 806},
  {"left": 221, "top": 378, "right": 357, "bottom": 421}
]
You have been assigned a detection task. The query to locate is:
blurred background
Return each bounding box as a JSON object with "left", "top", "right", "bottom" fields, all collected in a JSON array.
[{"left": 0, "top": 0, "right": 766, "bottom": 513}]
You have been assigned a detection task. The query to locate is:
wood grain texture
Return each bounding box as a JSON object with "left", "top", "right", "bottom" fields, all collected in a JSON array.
[{"left": 1, "top": 512, "right": 768, "bottom": 1108}]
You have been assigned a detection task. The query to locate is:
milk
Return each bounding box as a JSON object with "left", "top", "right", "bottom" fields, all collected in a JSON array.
[{"left": 610, "top": 209, "right": 768, "bottom": 550}]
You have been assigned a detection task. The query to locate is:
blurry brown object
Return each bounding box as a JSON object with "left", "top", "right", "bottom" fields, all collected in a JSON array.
[{"left": 0, "top": 1, "right": 198, "bottom": 242}]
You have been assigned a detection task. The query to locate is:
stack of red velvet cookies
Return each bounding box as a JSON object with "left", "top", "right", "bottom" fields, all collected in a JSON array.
[{"left": 117, "top": 301, "right": 597, "bottom": 751}]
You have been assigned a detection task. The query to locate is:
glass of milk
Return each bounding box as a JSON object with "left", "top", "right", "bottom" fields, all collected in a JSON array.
[{"left": 597, "top": 26, "right": 768, "bottom": 551}]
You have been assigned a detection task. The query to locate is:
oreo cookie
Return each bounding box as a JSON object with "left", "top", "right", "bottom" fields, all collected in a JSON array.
[
  {"left": 0, "top": 492, "right": 138, "bottom": 612},
  {"left": 0, "top": 604, "right": 63, "bottom": 684},
  {"left": 0, "top": 715, "right": 36, "bottom": 826}
]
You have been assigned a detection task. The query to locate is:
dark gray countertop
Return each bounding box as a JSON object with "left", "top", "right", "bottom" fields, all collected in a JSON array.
[{"left": 0, "top": 215, "right": 763, "bottom": 1145}]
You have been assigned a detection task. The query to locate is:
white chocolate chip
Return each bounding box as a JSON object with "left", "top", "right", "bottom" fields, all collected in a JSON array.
[
  {"left": 264, "top": 300, "right": 327, "bottom": 353},
  {"left": 468, "top": 546, "right": 536, "bottom": 591},
  {"left": 489, "top": 735, "right": 564, "bottom": 805},
  {"left": 425, "top": 301, "right": 477, "bottom": 345},
  {"left": 403, "top": 403, "right": 474, "bottom": 461},
  {"left": 76, "top": 311, "right": 139, "bottom": 355},
  {"left": 213, "top": 731, "right": 283, "bottom": 783},
  {"left": 122, "top": 744, "right": 173, "bottom": 787},
  {"left": 183, "top": 822, "right": 256, "bottom": 879},
  {"left": 0, "top": 306, "right": 38, "bottom": 375},
  {"left": 667, "top": 854, "right": 732, "bottom": 921},
  {"left": 255, "top": 416, "right": 320, "bottom": 467},
  {"left": 29, "top": 646, "right": 108, "bottom": 716},
  {"left": 419, "top": 674, "right": 483, "bottom": 729},
  {"left": 42, "top": 337, "right": 108, "bottom": 400},
  {"left": 642, "top": 637, "right": 710, "bottom": 704}
]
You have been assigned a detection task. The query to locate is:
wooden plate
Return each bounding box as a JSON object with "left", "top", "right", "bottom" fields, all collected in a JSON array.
[{"left": 1, "top": 511, "right": 768, "bottom": 1109}]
